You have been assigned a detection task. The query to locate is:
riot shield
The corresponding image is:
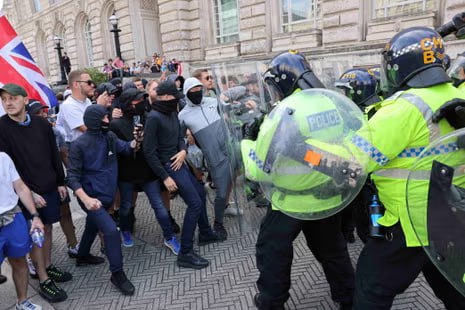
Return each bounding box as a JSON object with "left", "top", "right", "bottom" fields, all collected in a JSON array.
[
  {"left": 211, "top": 62, "right": 271, "bottom": 233},
  {"left": 407, "top": 129, "right": 465, "bottom": 296},
  {"left": 255, "top": 88, "right": 369, "bottom": 220}
]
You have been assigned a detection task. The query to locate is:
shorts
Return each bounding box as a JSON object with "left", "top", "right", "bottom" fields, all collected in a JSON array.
[
  {"left": 20, "top": 190, "right": 61, "bottom": 225},
  {"left": 0, "top": 212, "right": 32, "bottom": 263}
]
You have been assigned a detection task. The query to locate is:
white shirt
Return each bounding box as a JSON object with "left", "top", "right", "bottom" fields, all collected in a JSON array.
[
  {"left": 0, "top": 152, "right": 20, "bottom": 214},
  {"left": 56, "top": 95, "right": 91, "bottom": 142}
]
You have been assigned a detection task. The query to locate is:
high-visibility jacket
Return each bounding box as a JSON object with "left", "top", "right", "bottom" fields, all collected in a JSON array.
[
  {"left": 350, "top": 83, "right": 465, "bottom": 247},
  {"left": 240, "top": 89, "right": 359, "bottom": 218}
]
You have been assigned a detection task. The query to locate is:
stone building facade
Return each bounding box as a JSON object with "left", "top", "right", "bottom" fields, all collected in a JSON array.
[{"left": 3, "top": 0, "right": 465, "bottom": 87}]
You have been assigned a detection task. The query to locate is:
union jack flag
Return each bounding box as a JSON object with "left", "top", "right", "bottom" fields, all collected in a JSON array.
[{"left": 0, "top": 11, "right": 57, "bottom": 107}]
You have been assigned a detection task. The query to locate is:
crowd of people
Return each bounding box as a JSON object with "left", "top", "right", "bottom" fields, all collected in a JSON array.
[
  {"left": 102, "top": 53, "right": 182, "bottom": 81},
  {"left": 2, "top": 18, "right": 465, "bottom": 310}
]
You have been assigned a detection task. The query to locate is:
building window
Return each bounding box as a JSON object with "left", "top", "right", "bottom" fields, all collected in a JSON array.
[
  {"left": 214, "top": 0, "right": 239, "bottom": 44},
  {"left": 84, "top": 20, "right": 94, "bottom": 67},
  {"left": 32, "top": 0, "right": 42, "bottom": 12},
  {"left": 281, "top": 0, "right": 321, "bottom": 32},
  {"left": 372, "top": 0, "right": 438, "bottom": 19}
]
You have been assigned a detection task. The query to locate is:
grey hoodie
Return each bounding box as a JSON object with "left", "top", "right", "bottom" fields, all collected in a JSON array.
[{"left": 179, "top": 78, "right": 228, "bottom": 168}]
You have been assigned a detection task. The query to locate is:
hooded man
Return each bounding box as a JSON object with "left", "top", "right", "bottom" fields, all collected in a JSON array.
[
  {"left": 67, "top": 104, "right": 139, "bottom": 296},
  {"left": 109, "top": 89, "right": 180, "bottom": 254},
  {"left": 143, "top": 80, "right": 221, "bottom": 270},
  {"left": 179, "top": 77, "right": 241, "bottom": 240}
]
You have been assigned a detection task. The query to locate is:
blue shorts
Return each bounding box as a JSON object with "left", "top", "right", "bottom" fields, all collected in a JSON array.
[
  {"left": 0, "top": 212, "right": 32, "bottom": 264},
  {"left": 20, "top": 190, "right": 61, "bottom": 225}
]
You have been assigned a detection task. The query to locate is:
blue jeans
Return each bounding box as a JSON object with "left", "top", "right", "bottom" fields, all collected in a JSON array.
[
  {"left": 118, "top": 180, "right": 173, "bottom": 240},
  {"left": 164, "top": 163, "right": 213, "bottom": 253},
  {"left": 77, "top": 200, "right": 123, "bottom": 273}
]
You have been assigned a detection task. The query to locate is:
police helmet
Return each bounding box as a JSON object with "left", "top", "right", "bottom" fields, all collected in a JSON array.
[
  {"left": 447, "top": 52, "right": 465, "bottom": 87},
  {"left": 263, "top": 50, "right": 325, "bottom": 101},
  {"left": 380, "top": 27, "right": 450, "bottom": 96},
  {"left": 335, "top": 68, "right": 377, "bottom": 106}
]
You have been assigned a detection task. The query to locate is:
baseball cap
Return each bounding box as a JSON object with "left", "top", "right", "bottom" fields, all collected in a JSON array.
[
  {"left": 95, "top": 82, "right": 118, "bottom": 97},
  {"left": 120, "top": 88, "right": 148, "bottom": 104},
  {"left": 0, "top": 83, "right": 28, "bottom": 97},
  {"left": 26, "top": 99, "right": 47, "bottom": 115},
  {"left": 156, "top": 80, "right": 184, "bottom": 99}
]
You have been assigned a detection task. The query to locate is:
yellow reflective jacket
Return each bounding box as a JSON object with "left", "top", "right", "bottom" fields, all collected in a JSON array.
[{"left": 351, "top": 83, "right": 465, "bottom": 247}]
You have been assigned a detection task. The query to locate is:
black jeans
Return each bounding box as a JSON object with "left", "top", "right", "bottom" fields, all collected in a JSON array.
[
  {"left": 354, "top": 223, "right": 465, "bottom": 310},
  {"left": 255, "top": 209, "right": 355, "bottom": 307},
  {"left": 77, "top": 200, "right": 123, "bottom": 273},
  {"left": 164, "top": 163, "right": 213, "bottom": 253}
]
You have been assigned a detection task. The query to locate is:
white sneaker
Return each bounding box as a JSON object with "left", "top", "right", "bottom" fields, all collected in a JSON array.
[
  {"left": 16, "top": 299, "right": 42, "bottom": 310},
  {"left": 26, "top": 255, "right": 36, "bottom": 277},
  {"left": 224, "top": 206, "right": 244, "bottom": 217}
]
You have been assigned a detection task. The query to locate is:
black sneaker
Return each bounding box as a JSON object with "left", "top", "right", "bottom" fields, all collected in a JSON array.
[
  {"left": 111, "top": 271, "right": 135, "bottom": 295},
  {"left": 76, "top": 254, "right": 105, "bottom": 267},
  {"left": 169, "top": 212, "right": 181, "bottom": 234},
  {"left": 46, "top": 265, "right": 72, "bottom": 283},
  {"left": 253, "top": 293, "right": 285, "bottom": 310},
  {"left": 198, "top": 231, "right": 222, "bottom": 246},
  {"left": 39, "top": 278, "right": 67, "bottom": 302},
  {"left": 177, "top": 250, "right": 209, "bottom": 269},
  {"left": 213, "top": 221, "right": 228, "bottom": 241}
]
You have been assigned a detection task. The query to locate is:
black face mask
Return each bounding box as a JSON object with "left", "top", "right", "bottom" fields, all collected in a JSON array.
[
  {"left": 101, "top": 121, "right": 110, "bottom": 133},
  {"left": 187, "top": 90, "right": 203, "bottom": 105},
  {"left": 134, "top": 102, "right": 146, "bottom": 115},
  {"left": 152, "top": 99, "right": 178, "bottom": 114}
]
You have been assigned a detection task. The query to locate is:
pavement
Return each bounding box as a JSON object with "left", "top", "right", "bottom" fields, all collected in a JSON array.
[{"left": 0, "top": 192, "right": 446, "bottom": 310}]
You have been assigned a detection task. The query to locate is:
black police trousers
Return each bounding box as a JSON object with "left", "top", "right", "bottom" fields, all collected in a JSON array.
[
  {"left": 354, "top": 223, "right": 465, "bottom": 310},
  {"left": 255, "top": 208, "right": 355, "bottom": 308}
]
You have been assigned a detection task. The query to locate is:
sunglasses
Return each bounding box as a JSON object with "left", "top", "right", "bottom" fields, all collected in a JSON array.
[
  {"left": 77, "top": 80, "right": 95, "bottom": 86},
  {"left": 205, "top": 75, "right": 213, "bottom": 81}
]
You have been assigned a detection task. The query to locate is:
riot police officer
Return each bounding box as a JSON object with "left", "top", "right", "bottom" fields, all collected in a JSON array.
[
  {"left": 241, "top": 51, "right": 356, "bottom": 310},
  {"left": 351, "top": 27, "right": 465, "bottom": 309}
]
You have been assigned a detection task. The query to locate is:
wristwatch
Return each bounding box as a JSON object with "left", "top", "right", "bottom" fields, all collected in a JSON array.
[{"left": 31, "top": 212, "right": 40, "bottom": 218}]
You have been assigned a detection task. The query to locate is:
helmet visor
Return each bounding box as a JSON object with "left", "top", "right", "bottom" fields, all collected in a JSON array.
[
  {"left": 447, "top": 55, "right": 465, "bottom": 82},
  {"left": 263, "top": 70, "right": 284, "bottom": 102},
  {"left": 380, "top": 53, "right": 391, "bottom": 96}
]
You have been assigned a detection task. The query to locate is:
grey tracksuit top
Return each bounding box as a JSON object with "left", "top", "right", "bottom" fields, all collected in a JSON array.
[{"left": 179, "top": 78, "right": 228, "bottom": 168}]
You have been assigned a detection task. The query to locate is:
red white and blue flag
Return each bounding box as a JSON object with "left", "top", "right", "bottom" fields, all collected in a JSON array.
[{"left": 0, "top": 11, "right": 57, "bottom": 107}]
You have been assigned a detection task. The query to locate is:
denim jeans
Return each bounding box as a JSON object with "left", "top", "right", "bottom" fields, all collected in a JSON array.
[
  {"left": 118, "top": 180, "right": 173, "bottom": 240},
  {"left": 77, "top": 200, "right": 123, "bottom": 273},
  {"left": 164, "top": 163, "right": 213, "bottom": 253}
]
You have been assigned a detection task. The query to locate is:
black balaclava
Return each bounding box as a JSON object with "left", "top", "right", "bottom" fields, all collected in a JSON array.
[
  {"left": 84, "top": 105, "right": 109, "bottom": 133},
  {"left": 187, "top": 90, "right": 203, "bottom": 105}
]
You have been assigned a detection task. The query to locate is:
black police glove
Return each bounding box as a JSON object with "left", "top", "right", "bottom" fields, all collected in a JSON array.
[{"left": 242, "top": 114, "right": 265, "bottom": 141}]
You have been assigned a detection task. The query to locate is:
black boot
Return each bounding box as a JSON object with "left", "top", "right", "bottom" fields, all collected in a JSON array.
[
  {"left": 253, "top": 293, "right": 285, "bottom": 310},
  {"left": 111, "top": 270, "right": 135, "bottom": 295}
]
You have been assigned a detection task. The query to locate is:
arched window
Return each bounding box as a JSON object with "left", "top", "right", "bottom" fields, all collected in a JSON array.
[{"left": 84, "top": 19, "right": 94, "bottom": 67}]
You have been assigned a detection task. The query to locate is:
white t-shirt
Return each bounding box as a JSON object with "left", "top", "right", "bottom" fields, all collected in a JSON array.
[
  {"left": 0, "top": 152, "right": 20, "bottom": 214},
  {"left": 56, "top": 95, "right": 91, "bottom": 142}
]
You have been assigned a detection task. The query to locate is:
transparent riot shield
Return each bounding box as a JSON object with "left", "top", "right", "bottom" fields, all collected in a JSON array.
[
  {"left": 253, "top": 89, "right": 369, "bottom": 220},
  {"left": 407, "top": 129, "right": 465, "bottom": 296},
  {"left": 211, "top": 62, "right": 271, "bottom": 233}
]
